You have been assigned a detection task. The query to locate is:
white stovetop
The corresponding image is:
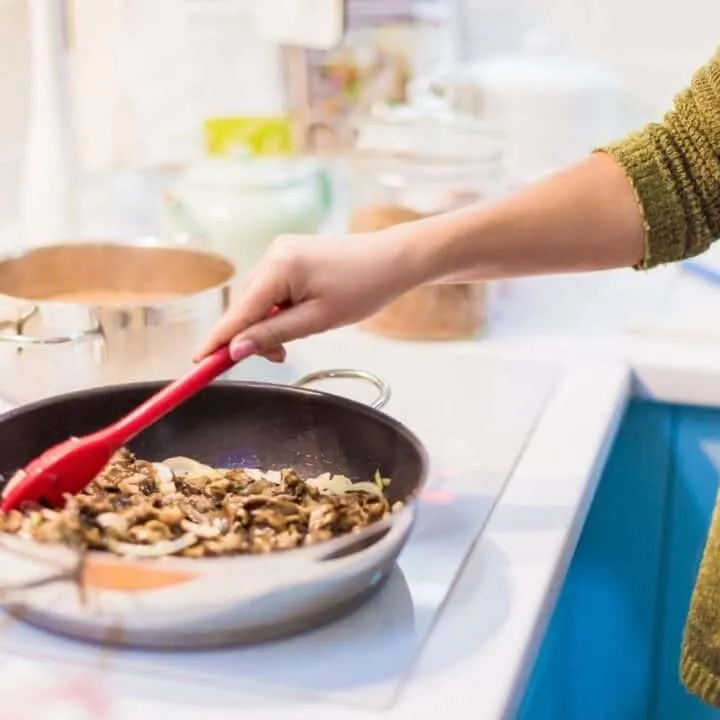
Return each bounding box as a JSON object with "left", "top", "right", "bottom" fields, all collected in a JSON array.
[{"left": 4, "top": 256, "right": 720, "bottom": 719}]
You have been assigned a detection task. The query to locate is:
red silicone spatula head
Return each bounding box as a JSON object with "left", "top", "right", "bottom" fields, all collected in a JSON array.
[
  {"left": 1, "top": 436, "right": 121, "bottom": 510},
  {"left": 0, "top": 342, "right": 255, "bottom": 512}
]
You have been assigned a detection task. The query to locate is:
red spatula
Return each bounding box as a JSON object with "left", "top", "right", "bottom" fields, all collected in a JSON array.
[{"left": 0, "top": 341, "right": 256, "bottom": 512}]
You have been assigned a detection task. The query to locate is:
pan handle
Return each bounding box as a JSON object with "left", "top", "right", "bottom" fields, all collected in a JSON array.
[
  {"left": 0, "top": 304, "right": 102, "bottom": 346},
  {"left": 293, "top": 369, "right": 391, "bottom": 410}
]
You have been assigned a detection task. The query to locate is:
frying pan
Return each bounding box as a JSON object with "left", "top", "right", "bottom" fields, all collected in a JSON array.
[{"left": 0, "top": 369, "right": 428, "bottom": 648}]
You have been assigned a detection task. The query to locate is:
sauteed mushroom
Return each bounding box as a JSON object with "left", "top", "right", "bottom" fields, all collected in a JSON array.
[{"left": 0, "top": 449, "right": 401, "bottom": 558}]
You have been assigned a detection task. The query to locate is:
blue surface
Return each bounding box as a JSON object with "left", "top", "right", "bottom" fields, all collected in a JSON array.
[{"left": 519, "top": 401, "right": 720, "bottom": 719}]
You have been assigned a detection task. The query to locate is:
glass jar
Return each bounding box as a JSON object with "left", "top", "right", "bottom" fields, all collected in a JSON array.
[
  {"left": 349, "top": 103, "right": 504, "bottom": 341},
  {"left": 162, "top": 155, "right": 333, "bottom": 279}
]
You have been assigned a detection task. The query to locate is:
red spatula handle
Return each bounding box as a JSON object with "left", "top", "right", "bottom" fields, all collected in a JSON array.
[
  {"left": 94, "top": 343, "right": 244, "bottom": 447},
  {"left": 98, "top": 305, "right": 286, "bottom": 446}
]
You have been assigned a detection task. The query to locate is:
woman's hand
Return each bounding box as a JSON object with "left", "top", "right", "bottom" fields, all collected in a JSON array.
[{"left": 194, "top": 229, "right": 429, "bottom": 363}]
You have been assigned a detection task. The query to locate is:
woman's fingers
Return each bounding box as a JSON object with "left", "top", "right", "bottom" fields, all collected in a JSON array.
[
  {"left": 259, "top": 346, "right": 287, "bottom": 363},
  {"left": 228, "top": 300, "right": 324, "bottom": 358},
  {"left": 193, "top": 278, "right": 315, "bottom": 365},
  {"left": 193, "top": 316, "right": 239, "bottom": 361},
  {"left": 193, "top": 272, "right": 288, "bottom": 361}
]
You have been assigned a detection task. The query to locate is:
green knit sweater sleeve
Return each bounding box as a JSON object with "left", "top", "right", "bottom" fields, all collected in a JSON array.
[{"left": 597, "top": 49, "right": 720, "bottom": 269}]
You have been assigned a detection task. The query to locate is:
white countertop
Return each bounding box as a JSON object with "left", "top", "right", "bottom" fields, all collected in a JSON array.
[{"left": 3, "top": 255, "right": 720, "bottom": 720}]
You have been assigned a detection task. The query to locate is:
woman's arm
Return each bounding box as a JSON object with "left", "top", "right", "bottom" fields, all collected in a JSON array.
[
  {"left": 196, "top": 50, "right": 720, "bottom": 358},
  {"left": 399, "top": 153, "right": 645, "bottom": 284},
  {"left": 406, "top": 48, "right": 720, "bottom": 284}
]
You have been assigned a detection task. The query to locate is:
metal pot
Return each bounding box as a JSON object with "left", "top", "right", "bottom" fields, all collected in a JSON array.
[
  {"left": 0, "top": 240, "right": 234, "bottom": 404},
  {"left": 0, "top": 370, "right": 427, "bottom": 648}
]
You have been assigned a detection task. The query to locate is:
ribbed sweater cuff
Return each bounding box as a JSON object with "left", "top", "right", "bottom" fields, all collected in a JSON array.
[
  {"left": 595, "top": 133, "right": 685, "bottom": 270},
  {"left": 681, "top": 645, "right": 720, "bottom": 709}
]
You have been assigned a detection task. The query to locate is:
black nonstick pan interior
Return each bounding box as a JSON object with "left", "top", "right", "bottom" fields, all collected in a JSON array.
[{"left": 0, "top": 381, "right": 428, "bottom": 504}]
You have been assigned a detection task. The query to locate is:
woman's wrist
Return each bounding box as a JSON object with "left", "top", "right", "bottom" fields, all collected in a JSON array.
[
  {"left": 373, "top": 154, "right": 648, "bottom": 288},
  {"left": 380, "top": 209, "right": 486, "bottom": 286},
  {"left": 375, "top": 211, "right": 476, "bottom": 289}
]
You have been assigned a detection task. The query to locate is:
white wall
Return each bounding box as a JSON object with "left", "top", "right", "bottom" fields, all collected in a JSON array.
[
  {"left": 535, "top": 0, "right": 720, "bottom": 118},
  {"left": 456, "top": 0, "right": 720, "bottom": 119}
]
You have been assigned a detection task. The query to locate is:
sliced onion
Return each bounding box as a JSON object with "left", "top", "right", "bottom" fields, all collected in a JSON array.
[
  {"left": 309, "top": 474, "right": 353, "bottom": 495},
  {"left": 152, "top": 462, "right": 174, "bottom": 484},
  {"left": 96, "top": 512, "right": 129, "bottom": 534},
  {"left": 307, "top": 472, "right": 386, "bottom": 497},
  {"left": 345, "top": 481, "right": 384, "bottom": 497},
  {"left": 161, "top": 457, "right": 218, "bottom": 478},
  {"left": 181, "top": 520, "right": 220, "bottom": 539},
  {"left": 106, "top": 533, "right": 198, "bottom": 558}
]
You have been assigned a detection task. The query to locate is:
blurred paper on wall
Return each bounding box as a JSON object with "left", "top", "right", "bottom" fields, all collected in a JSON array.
[
  {"left": 286, "top": 0, "right": 443, "bottom": 155},
  {"left": 69, "top": 0, "right": 290, "bottom": 171},
  {"left": 69, "top": 0, "right": 124, "bottom": 173},
  {"left": 0, "top": 0, "right": 30, "bottom": 228},
  {"left": 253, "top": 0, "right": 345, "bottom": 50}
]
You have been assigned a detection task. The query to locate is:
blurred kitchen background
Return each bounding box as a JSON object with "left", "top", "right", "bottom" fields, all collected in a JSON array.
[{"left": 0, "top": 0, "right": 719, "bottom": 340}]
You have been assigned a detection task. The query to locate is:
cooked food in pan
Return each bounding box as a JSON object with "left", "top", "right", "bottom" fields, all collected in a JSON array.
[{"left": 0, "top": 449, "right": 400, "bottom": 558}]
